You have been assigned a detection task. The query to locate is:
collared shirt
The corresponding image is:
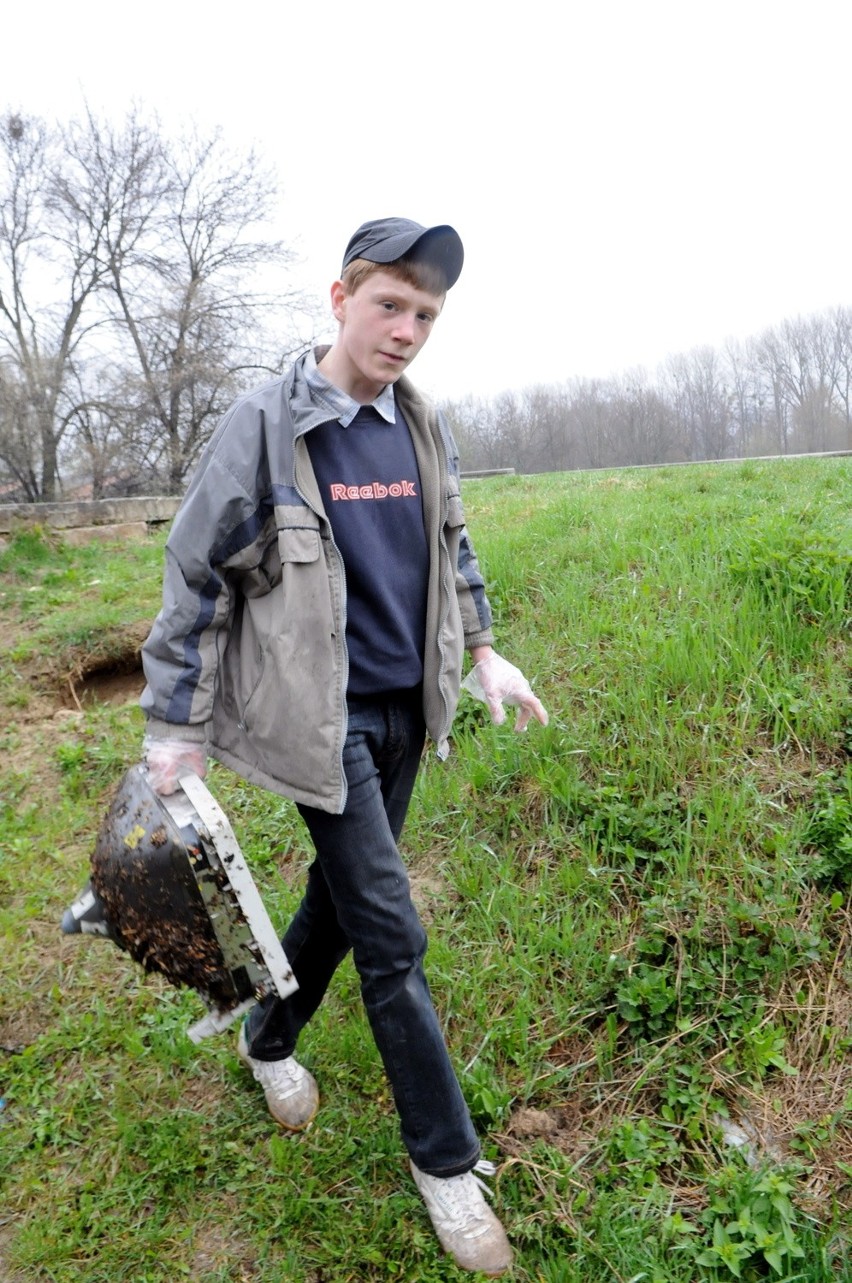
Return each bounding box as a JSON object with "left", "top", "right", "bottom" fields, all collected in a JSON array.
[{"left": 303, "top": 348, "right": 397, "bottom": 427}]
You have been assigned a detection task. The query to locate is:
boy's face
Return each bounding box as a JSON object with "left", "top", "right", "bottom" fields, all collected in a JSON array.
[{"left": 325, "top": 270, "right": 444, "bottom": 402}]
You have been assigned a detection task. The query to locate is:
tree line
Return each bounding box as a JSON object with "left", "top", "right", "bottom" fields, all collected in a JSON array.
[
  {"left": 444, "top": 307, "right": 852, "bottom": 475},
  {"left": 2, "top": 106, "right": 850, "bottom": 502},
  {"left": 0, "top": 108, "right": 315, "bottom": 502}
]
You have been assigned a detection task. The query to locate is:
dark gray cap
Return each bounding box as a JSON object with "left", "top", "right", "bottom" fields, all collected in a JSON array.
[{"left": 342, "top": 217, "right": 464, "bottom": 289}]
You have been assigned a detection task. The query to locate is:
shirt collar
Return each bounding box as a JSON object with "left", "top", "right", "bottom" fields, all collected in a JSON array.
[{"left": 303, "top": 348, "right": 397, "bottom": 427}]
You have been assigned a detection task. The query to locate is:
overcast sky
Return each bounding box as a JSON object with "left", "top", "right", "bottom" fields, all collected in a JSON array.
[{"left": 4, "top": 0, "right": 850, "bottom": 401}]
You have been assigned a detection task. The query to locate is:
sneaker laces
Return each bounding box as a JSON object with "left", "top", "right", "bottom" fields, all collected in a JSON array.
[
  {"left": 423, "top": 1160, "right": 501, "bottom": 1238},
  {"left": 470, "top": 1159, "right": 499, "bottom": 1197},
  {"left": 250, "top": 1055, "right": 306, "bottom": 1100}
]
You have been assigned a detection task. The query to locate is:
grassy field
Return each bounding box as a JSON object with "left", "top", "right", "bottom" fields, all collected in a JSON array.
[{"left": 0, "top": 457, "right": 850, "bottom": 1282}]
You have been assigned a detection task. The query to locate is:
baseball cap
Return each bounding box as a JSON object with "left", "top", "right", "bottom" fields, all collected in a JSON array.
[{"left": 341, "top": 217, "right": 464, "bottom": 289}]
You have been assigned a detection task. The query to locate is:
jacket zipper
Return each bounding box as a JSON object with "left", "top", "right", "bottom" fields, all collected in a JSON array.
[{"left": 292, "top": 428, "right": 350, "bottom": 811}]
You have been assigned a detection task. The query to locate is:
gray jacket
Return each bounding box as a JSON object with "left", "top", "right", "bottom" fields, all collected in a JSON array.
[{"left": 141, "top": 351, "right": 494, "bottom": 813}]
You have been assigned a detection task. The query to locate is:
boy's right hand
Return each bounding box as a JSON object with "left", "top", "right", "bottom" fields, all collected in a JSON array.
[{"left": 143, "top": 736, "right": 207, "bottom": 796}]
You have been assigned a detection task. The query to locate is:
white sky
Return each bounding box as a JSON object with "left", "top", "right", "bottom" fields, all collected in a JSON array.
[{"left": 4, "top": 0, "right": 851, "bottom": 401}]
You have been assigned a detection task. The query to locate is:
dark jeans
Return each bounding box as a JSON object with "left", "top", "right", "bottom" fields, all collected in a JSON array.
[{"left": 245, "top": 690, "right": 480, "bottom": 1177}]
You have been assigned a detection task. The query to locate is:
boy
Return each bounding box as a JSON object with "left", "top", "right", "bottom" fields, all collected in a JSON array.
[{"left": 140, "top": 217, "right": 547, "bottom": 1275}]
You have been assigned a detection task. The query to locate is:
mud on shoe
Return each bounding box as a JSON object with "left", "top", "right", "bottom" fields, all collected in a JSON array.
[
  {"left": 237, "top": 1024, "right": 319, "bottom": 1131},
  {"left": 410, "top": 1159, "right": 513, "bottom": 1276}
]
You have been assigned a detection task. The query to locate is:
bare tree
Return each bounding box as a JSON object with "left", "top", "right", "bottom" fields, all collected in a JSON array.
[
  {"left": 0, "top": 356, "right": 40, "bottom": 498},
  {"left": 442, "top": 394, "right": 505, "bottom": 471},
  {"left": 779, "top": 315, "right": 837, "bottom": 451},
  {"left": 828, "top": 307, "right": 852, "bottom": 443},
  {"left": 564, "top": 379, "right": 610, "bottom": 470},
  {"left": 519, "top": 384, "right": 575, "bottom": 473},
  {"left": 0, "top": 108, "right": 315, "bottom": 501},
  {"left": 609, "top": 371, "right": 676, "bottom": 466},
  {"left": 724, "top": 338, "right": 756, "bottom": 456},
  {"left": 96, "top": 124, "right": 306, "bottom": 491},
  {"left": 663, "top": 348, "right": 732, "bottom": 461},
  {"left": 0, "top": 112, "right": 113, "bottom": 499}
]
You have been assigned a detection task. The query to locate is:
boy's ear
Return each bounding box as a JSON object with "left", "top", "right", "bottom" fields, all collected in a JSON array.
[{"left": 330, "top": 279, "right": 347, "bottom": 323}]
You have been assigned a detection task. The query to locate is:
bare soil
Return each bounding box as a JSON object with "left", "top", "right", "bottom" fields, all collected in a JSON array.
[{"left": 6, "top": 616, "right": 148, "bottom": 727}]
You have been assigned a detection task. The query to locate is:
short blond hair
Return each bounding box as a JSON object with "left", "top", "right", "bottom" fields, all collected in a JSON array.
[{"left": 341, "top": 256, "right": 447, "bottom": 300}]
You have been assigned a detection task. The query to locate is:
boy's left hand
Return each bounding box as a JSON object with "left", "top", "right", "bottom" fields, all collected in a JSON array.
[{"left": 462, "top": 652, "right": 549, "bottom": 732}]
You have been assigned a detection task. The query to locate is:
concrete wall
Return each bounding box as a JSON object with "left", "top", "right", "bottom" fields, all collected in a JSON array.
[{"left": 0, "top": 497, "right": 180, "bottom": 544}]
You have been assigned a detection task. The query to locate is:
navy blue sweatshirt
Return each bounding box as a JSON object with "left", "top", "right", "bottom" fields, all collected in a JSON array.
[{"left": 306, "top": 404, "right": 429, "bottom": 695}]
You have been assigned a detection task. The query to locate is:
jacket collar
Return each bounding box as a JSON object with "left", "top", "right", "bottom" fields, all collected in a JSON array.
[{"left": 288, "top": 346, "right": 428, "bottom": 439}]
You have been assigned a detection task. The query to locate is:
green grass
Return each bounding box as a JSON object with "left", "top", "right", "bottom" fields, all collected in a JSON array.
[{"left": 1, "top": 458, "right": 850, "bottom": 1282}]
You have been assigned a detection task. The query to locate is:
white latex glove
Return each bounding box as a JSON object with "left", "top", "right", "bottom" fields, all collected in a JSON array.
[
  {"left": 143, "top": 735, "right": 207, "bottom": 796},
  {"left": 462, "top": 653, "right": 549, "bottom": 732}
]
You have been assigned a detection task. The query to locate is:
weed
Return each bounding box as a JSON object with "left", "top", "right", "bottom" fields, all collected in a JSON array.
[
  {"left": 695, "top": 1162, "right": 808, "bottom": 1280},
  {"left": 729, "top": 516, "right": 851, "bottom": 628},
  {"left": 599, "top": 1116, "right": 684, "bottom": 1193},
  {"left": 462, "top": 1059, "right": 514, "bottom": 1128},
  {"left": 804, "top": 764, "right": 852, "bottom": 889}
]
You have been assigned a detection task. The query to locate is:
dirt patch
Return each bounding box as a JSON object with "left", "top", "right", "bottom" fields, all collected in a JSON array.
[
  {"left": 189, "top": 1185, "right": 259, "bottom": 1277},
  {"left": 500, "top": 1037, "right": 603, "bottom": 1171},
  {"left": 61, "top": 620, "right": 150, "bottom": 712},
  {"left": 4, "top": 618, "right": 149, "bottom": 729},
  {"left": 0, "top": 1224, "right": 28, "bottom": 1283},
  {"left": 70, "top": 666, "right": 147, "bottom": 710},
  {"left": 0, "top": 1010, "right": 47, "bottom": 1057},
  {"left": 409, "top": 867, "right": 452, "bottom": 923},
  {"left": 506, "top": 1100, "right": 597, "bottom": 1161},
  {"left": 193, "top": 1239, "right": 259, "bottom": 1281}
]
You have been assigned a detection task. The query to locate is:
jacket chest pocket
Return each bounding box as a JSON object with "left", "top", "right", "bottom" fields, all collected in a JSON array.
[
  {"left": 276, "top": 523, "right": 338, "bottom": 636},
  {"left": 443, "top": 491, "right": 466, "bottom": 568},
  {"left": 277, "top": 526, "right": 321, "bottom": 564},
  {"left": 445, "top": 492, "right": 465, "bottom": 532}
]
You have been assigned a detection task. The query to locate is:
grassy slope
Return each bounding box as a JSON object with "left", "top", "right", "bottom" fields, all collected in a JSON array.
[{"left": 0, "top": 458, "right": 849, "bottom": 1282}]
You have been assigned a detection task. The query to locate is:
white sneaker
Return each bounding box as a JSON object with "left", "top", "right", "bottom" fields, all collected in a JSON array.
[
  {"left": 237, "top": 1024, "right": 319, "bottom": 1131},
  {"left": 410, "top": 1159, "right": 513, "bottom": 1275}
]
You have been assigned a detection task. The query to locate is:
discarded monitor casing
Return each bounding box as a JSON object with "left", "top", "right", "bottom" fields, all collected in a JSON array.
[{"left": 62, "top": 765, "right": 297, "bottom": 1042}]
